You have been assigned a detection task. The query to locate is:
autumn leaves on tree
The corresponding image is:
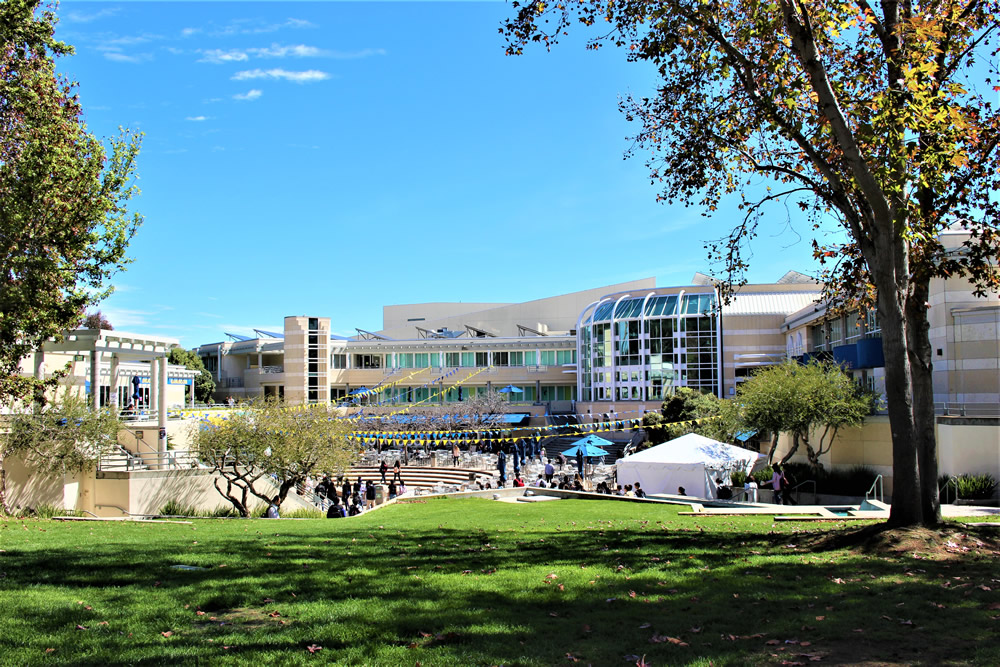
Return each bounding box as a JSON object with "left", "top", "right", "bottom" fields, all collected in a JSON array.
[{"left": 504, "top": 0, "right": 1000, "bottom": 526}]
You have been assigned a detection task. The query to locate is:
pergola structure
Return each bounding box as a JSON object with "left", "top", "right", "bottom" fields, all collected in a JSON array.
[{"left": 37, "top": 329, "right": 196, "bottom": 456}]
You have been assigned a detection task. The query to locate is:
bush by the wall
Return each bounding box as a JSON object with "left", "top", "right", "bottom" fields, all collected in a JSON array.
[{"left": 953, "top": 473, "right": 998, "bottom": 501}]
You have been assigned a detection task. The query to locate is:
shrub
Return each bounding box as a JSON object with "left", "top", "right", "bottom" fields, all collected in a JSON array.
[
  {"left": 953, "top": 473, "right": 998, "bottom": 501},
  {"left": 31, "top": 504, "right": 61, "bottom": 519},
  {"left": 729, "top": 469, "right": 748, "bottom": 487},
  {"left": 282, "top": 507, "right": 325, "bottom": 519},
  {"left": 159, "top": 499, "right": 198, "bottom": 516},
  {"left": 751, "top": 466, "right": 773, "bottom": 484}
]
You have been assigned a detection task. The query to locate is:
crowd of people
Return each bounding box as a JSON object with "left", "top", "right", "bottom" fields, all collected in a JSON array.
[{"left": 309, "top": 474, "right": 407, "bottom": 518}]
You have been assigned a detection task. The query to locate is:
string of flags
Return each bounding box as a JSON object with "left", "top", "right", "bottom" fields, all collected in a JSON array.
[{"left": 346, "top": 416, "right": 721, "bottom": 448}]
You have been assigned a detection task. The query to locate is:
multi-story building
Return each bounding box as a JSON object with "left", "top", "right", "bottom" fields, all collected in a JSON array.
[{"left": 197, "top": 274, "right": 827, "bottom": 414}]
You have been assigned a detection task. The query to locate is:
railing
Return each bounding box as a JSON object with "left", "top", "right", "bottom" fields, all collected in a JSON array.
[
  {"left": 938, "top": 476, "right": 959, "bottom": 505},
  {"left": 221, "top": 376, "right": 244, "bottom": 388},
  {"left": 260, "top": 366, "right": 284, "bottom": 374},
  {"left": 865, "top": 474, "right": 884, "bottom": 503},
  {"left": 935, "top": 402, "right": 1000, "bottom": 417},
  {"left": 790, "top": 479, "right": 818, "bottom": 505},
  {"left": 98, "top": 450, "right": 203, "bottom": 471}
]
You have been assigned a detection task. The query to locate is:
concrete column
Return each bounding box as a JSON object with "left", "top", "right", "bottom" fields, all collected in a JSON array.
[
  {"left": 109, "top": 355, "right": 120, "bottom": 412},
  {"left": 258, "top": 352, "right": 263, "bottom": 369},
  {"left": 158, "top": 356, "right": 169, "bottom": 464},
  {"left": 189, "top": 379, "right": 195, "bottom": 408},
  {"left": 33, "top": 352, "right": 44, "bottom": 380},
  {"left": 90, "top": 351, "right": 101, "bottom": 411},
  {"left": 149, "top": 359, "right": 159, "bottom": 414}
]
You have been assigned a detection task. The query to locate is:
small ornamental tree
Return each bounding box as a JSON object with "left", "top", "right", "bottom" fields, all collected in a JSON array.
[
  {"left": 642, "top": 387, "right": 725, "bottom": 445},
  {"left": 82, "top": 311, "right": 113, "bottom": 331},
  {"left": 0, "top": 391, "right": 121, "bottom": 514},
  {"left": 194, "top": 399, "right": 356, "bottom": 517},
  {"left": 720, "top": 360, "right": 871, "bottom": 471},
  {"left": 504, "top": 0, "right": 1000, "bottom": 526},
  {"left": 1, "top": 0, "right": 142, "bottom": 405},
  {"left": 167, "top": 348, "right": 216, "bottom": 404}
]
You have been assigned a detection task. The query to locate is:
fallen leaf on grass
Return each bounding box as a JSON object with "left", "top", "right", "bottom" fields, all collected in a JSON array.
[
  {"left": 650, "top": 634, "right": 688, "bottom": 646},
  {"left": 305, "top": 644, "right": 322, "bottom": 654},
  {"left": 195, "top": 611, "right": 205, "bottom": 616},
  {"left": 98, "top": 621, "right": 108, "bottom": 626},
  {"left": 639, "top": 622, "right": 651, "bottom": 629},
  {"left": 161, "top": 631, "right": 173, "bottom": 638},
  {"left": 565, "top": 652, "right": 580, "bottom": 662},
  {"left": 44, "top": 648, "right": 55, "bottom": 654},
  {"left": 75, "top": 625, "right": 87, "bottom": 631}
]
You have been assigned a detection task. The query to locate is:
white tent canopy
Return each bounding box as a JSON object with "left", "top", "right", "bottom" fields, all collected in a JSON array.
[{"left": 615, "top": 433, "right": 768, "bottom": 499}]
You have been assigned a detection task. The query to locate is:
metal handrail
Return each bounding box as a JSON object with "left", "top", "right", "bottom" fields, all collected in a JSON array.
[
  {"left": 865, "top": 474, "right": 884, "bottom": 503},
  {"left": 790, "top": 479, "right": 817, "bottom": 505},
  {"left": 938, "top": 476, "right": 959, "bottom": 505}
]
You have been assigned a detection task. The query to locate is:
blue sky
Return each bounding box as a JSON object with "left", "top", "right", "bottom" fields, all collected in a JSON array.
[{"left": 54, "top": 1, "right": 823, "bottom": 348}]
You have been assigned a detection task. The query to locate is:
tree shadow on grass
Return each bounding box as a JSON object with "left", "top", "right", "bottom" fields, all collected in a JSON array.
[{"left": 1, "top": 511, "right": 998, "bottom": 665}]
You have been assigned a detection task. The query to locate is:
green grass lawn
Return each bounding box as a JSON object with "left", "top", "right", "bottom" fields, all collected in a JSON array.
[{"left": 1, "top": 498, "right": 998, "bottom": 665}]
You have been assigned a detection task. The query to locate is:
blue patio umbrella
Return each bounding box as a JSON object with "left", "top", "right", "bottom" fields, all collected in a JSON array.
[
  {"left": 497, "top": 384, "right": 524, "bottom": 394},
  {"left": 562, "top": 434, "right": 613, "bottom": 458},
  {"left": 348, "top": 387, "right": 369, "bottom": 395}
]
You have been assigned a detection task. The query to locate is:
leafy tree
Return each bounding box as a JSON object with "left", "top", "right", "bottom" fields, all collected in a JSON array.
[
  {"left": 1, "top": 0, "right": 142, "bottom": 404},
  {"left": 504, "top": 1, "right": 1000, "bottom": 526},
  {"left": 642, "top": 387, "right": 724, "bottom": 445},
  {"left": 193, "top": 399, "right": 356, "bottom": 517},
  {"left": 720, "top": 361, "right": 871, "bottom": 471},
  {"left": 0, "top": 390, "right": 120, "bottom": 514},
  {"left": 167, "top": 348, "right": 216, "bottom": 404},
  {"left": 82, "top": 311, "right": 113, "bottom": 331}
]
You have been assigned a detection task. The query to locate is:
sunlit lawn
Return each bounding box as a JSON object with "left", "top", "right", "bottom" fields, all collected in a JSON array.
[{"left": 1, "top": 498, "right": 998, "bottom": 665}]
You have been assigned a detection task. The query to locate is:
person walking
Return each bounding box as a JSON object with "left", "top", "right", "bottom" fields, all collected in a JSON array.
[
  {"left": 365, "top": 481, "right": 377, "bottom": 510},
  {"left": 379, "top": 460, "right": 388, "bottom": 484},
  {"left": 392, "top": 460, "right": 402, "bottom": 484},
  {"left": 762, "top": 464, "right": 786, "bottom": 504}
]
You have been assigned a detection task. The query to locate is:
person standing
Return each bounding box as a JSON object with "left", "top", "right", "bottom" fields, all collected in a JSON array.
[
  {"left": 497, "top": 448, "right": 507, "bottom": 487},
  {"left": 392, "top": 459, "right": 402, "bottom": 484},
  {"left": 763, "top": 464, "right": 786, "bottom": 504},
  {"left": 379, "top": 460, "right": 388, "bottom": 484},
  {"left": 452, "top": 442, "right": 461, "bottom": 467},
  {"left": 576, "top": 448, "right": 584, "bottom": 477},
  {"left": 341, "top": 477, "right": 352, "bottom": 504},
  {"left": 365, "top": 481, "right": 377, "bottom": 510},
  {"left": 544, "top": 460, "right": 554, "bottom": 484}
]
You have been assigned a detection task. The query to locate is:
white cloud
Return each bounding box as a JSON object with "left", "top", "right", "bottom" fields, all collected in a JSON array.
[
  {"left": 198, "top": 49, "right": 250, "bottom": 64},
  {"left": 66, "top": 8, "right": 119, "bottom": 23},
  {"left": 233, "top": 89, "right": 262, "bottom": 101},
  {"left": 181, "top": 27, "right": 201, "bottom": 37},
  {"left": 104, "top": 52, "right": 152, "bottom": 64},
  {"left": 252, "top": 43, "right": 324, "bottom": 58},
  {"left": 188, "top": 18, "right": 316, "bottom": 38},
  {"left": 232, "top": 68, "right": 329, "bottom": 83},
  {"left": 185, "top": 116, "right": 209, "bottom": 122}
]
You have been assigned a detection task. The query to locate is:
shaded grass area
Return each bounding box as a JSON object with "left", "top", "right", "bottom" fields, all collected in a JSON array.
[{"left": 0, "top": 499, "right": 998, "bottom": 665}]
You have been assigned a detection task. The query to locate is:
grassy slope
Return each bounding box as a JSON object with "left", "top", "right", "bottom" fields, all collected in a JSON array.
[{"left": 0, "top": 499, "right": 998, "bottom": 666}]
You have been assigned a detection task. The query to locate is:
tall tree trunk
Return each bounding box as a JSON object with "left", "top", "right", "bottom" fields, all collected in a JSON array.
[
  {"left": 875, "top": 273, "right": 924, "bottom": 526},
  {"left": 906, "top": 277, "right": 940, "bottom": 526},
  {"left": 0, "top": 464, "right": 10, "bottom": 515}
]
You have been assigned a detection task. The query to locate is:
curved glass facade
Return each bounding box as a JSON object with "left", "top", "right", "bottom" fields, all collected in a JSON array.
[{"left": 578, "top": 290, "right": 720, "bottom": 402}]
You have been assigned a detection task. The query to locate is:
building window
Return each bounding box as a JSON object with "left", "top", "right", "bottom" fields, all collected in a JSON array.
[
  {"left": 331, "top": 354, "right": 347, "bottom": 369},
  {"left": 445, "top": 352, "right": 460, "bottom": 367}
]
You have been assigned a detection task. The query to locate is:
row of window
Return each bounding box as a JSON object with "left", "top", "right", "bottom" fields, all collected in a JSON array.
[
  {"left": 343, "top": 385, "right": 576, "bottom": 403},
  {"left": 330, "top": 350, "right": 577, "bottom": 370}
]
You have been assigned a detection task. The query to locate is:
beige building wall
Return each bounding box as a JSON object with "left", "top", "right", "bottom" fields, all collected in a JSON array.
[
  {"left": 284, "top": 316, "right": 330, "bottom": 405},
  {"left": 772, "top": 416, "right": 999, "bottom": 498},
  {"left": 376, "top": 279, "right": 657, "bottom": 339}
]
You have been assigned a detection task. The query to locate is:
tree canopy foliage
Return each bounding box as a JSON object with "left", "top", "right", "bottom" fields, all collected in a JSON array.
[
  {"left": 504, "top": 0, "right": 999, "bottom": 526},
  {"left": 0, "top": 390, "right": 121, "bottom": 514},
  {"left": 167, "top": 348, "right": 216, "bottom": 404},
  {"left": 1, "top": 0, "right": 142, "bottom": 404},
  {"left": 193, "top": 399, "right": 356, "bottom": 517},
  {"left": 82, "top": 311, "right": 113, "bottom": 331},
  {"left": 720, "top": 360, "right": 873, "bottom": 470},
  {"left": 642, "top": 387, "right": 725, "bottom": 445}
]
